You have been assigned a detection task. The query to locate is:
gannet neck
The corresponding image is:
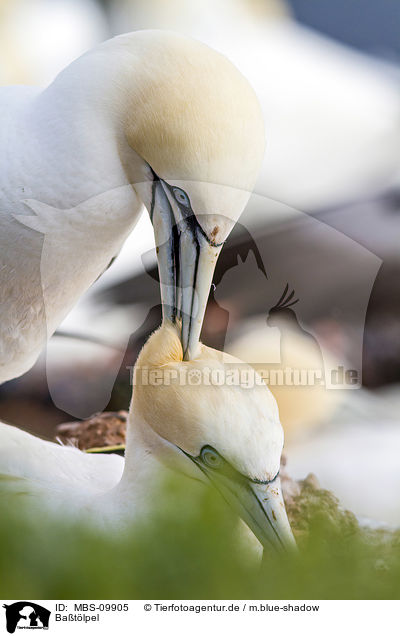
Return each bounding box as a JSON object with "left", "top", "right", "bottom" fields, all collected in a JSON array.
[
  {"left": 109, "top": 413, "right": 165, "bottom": 516},
  {"left": 112, "top": 324, "right": 185, "bottom": 509},
  {"left": 112, "top": 324, "right": 183, "bottom": 506}
]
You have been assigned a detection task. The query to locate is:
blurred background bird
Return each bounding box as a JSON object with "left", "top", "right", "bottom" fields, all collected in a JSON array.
[
  {"left": 0, "top": 0, "right": 107, "bottom": 84},
  {"left": 1, "top": 0, "right": 400, "bottom": 527}
]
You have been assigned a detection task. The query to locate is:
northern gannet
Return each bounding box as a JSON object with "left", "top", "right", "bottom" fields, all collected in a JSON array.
[
  {"left": 0, "top": 322, "right": 295, "bottom": 554},
  {"left": 0, "top": 30, "right": 265, "bottom": 382}
]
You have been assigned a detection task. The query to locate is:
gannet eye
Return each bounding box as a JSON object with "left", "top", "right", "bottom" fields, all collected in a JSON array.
[
  {"left": 173, "top": 187, "right": 190, "bottom": 207},
  {"left": 200, "top": 446, "right": 223, "bottom": 470}
]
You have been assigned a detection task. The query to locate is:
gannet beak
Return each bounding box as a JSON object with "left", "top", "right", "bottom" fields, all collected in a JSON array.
[
  {"left": 178, "top": 224, "right": 222, "bottom": 360},
  {"left": 150, "top": 177, "right": 223, "bottom": 360},
  {"left": 245, "top": 478, "right": 297, "bottom": 554},
  {"left": 206, "top": 471, "right": 297, "bottom": 554}
]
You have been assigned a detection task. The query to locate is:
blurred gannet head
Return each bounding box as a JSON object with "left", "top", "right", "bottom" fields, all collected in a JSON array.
[
  {"left": 120, "top": 30, "right": 265, "bottom": 359},
  {"left": 130, "top": 322, "right": 296, "bottom": 554}
]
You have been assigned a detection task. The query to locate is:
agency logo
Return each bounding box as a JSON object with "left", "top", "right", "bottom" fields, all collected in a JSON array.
[{"left": 2, "top": 602, "right": 50, "bottom": 633}]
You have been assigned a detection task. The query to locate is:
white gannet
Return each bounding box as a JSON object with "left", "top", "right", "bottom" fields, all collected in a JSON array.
[
  {"left": 0, "top": 30, "right": 265, "bottom": 382},
  {"left": 0, "top": 321, "right": 295, "bottom": 554}
]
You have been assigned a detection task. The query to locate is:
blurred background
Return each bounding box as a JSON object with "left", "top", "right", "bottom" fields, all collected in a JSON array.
[{"left": 1, "top": 0, "right": 400, "bottom": 526}]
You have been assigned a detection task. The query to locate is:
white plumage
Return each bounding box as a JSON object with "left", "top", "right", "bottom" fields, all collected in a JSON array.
[{"left": 0, "top": 421, "right": 123, "bottom": 499}]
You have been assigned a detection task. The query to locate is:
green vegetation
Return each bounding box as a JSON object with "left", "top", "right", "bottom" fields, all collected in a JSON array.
[{"left": 0, "top": 477, "right": 399, "bottom": 599}]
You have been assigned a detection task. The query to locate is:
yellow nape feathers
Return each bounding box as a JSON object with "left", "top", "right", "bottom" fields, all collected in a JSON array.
[
  {"left": 133, "top": 319, "right": 233, "bottom": 370},
  {"left": 123, "top": 30, "right": 265, "bottom": 190},
  {"left": 136, "top": 320, "right": 184, "bottom": 368}
]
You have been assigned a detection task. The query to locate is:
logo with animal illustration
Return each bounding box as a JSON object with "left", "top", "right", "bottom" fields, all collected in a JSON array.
[{"left": 2, "top": 602, "right": 50, "bottom": 633}]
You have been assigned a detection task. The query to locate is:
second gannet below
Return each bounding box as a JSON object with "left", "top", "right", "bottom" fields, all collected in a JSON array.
[
  {"left": 0, "top": 322, "right": 295, "bottom": 554},
  {"left": 0, "top": 30, "right": 265, "bottom": 382}
]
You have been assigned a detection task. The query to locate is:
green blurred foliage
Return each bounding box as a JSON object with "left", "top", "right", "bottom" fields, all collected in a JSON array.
[{"left": 0, "top": 476, "right": 400, "bottom": 599}]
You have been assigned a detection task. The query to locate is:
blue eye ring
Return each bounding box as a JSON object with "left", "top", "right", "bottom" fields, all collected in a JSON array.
[
  {"left": 200, "top": 446, "right": 223, "bottom": 470},
  {"left": 173, "top": 187, "right": 190, "bottom": 207}
]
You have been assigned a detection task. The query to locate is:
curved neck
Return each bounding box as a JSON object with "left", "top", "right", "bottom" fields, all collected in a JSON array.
[
  {"left": 24, "top": 40, "right": 151, "bottom": 207},
  {"left": 110, "top": 412, "right": 167, "bottom": 516}
]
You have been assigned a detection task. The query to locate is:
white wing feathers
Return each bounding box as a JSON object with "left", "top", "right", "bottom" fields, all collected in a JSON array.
[{"left": 0, "top": 422, "right": 124, "bottom": 501}]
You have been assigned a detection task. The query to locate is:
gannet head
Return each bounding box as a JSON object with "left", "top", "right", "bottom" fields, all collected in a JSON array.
[
  {"left": 131, "top": 322, "right": 296, "bottom": 554},
  {"left": 122, "top": 30, "right": 265, "bottom": 359}
]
